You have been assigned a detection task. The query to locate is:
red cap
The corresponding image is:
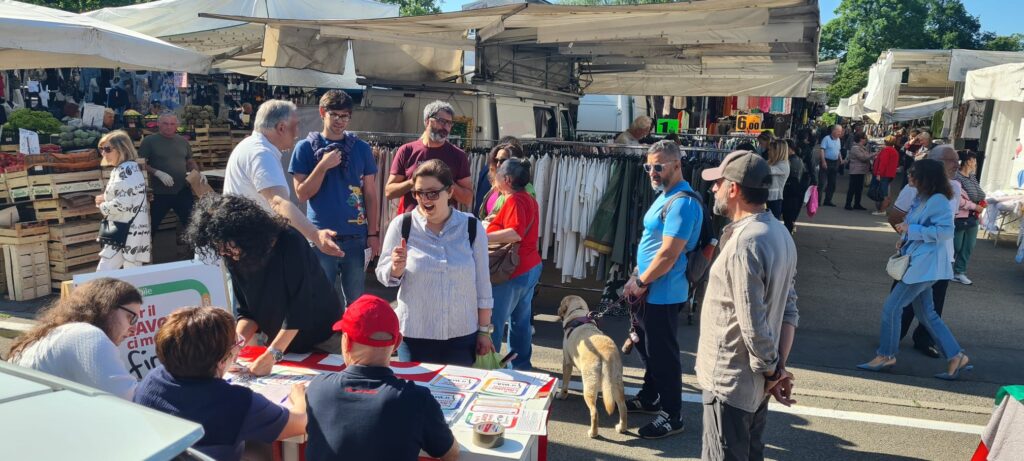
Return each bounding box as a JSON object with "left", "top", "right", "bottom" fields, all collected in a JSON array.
[{"left": 332, "top": 295, "right": 401, "bottom": 347}]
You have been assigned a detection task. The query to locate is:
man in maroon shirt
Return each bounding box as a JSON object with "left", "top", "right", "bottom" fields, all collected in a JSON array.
[{"left": 385, "top": 101, "right": 473, "bottom": 212}]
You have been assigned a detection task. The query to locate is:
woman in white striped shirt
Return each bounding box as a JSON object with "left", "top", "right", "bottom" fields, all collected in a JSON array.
[{"left": 376, "top": 160, "right": 495, "bottom": 366}]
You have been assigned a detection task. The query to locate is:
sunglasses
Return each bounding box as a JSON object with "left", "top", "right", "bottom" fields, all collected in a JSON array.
[
  {"left": 413, "top": 188, "right": 447, "bottom": 201},
  {"left": 430, "top": 117, "right": 454, "bottom": 128},
  {"left": 99, "top": 146, "right": 115, "bottom": 153},
  {"left": 118, "top": 305, "right": 139, "bottom": 326},
  {"left": 643, "top": 162, "right": 676, "bottom": 173},
  {"left": 234, "top": 334, "right": 246, "bottom": 349}
]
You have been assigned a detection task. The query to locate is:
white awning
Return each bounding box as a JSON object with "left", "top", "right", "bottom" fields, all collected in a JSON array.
[
  {"left": 0, "top": 0, "right": 211, "bottom": 73},
  {"left": 867, "top": 96, "right": 954, "bottom": 123},
  {"left": 199, "top": 1, "right": 820, "bottom": 97},
  {"left": 964, "top": 62, "right": 1024, "bottom": 103}
]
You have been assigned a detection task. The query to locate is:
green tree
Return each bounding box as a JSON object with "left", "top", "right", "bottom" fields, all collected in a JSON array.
[
  {"left": 378, "top": 0, "right": 440, "bottom": 16},
  {"left": 22, "top": 0, "right": 145, "bottom": 13},
  {"left": 983, "top": 34, "right": 1024, "bottom": 52}
]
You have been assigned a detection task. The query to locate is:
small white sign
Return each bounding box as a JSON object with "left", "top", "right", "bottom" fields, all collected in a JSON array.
[
  {"left": 82, "top": 103, "right": 106, "bottom": 128},
  {"left": 18, "top": 129, "right": 39, "bottom": 154}
]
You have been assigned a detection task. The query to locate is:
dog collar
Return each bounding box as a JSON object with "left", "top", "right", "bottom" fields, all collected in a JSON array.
[{"left": 564, "top": 313, "right": 599, "bottom": 338}]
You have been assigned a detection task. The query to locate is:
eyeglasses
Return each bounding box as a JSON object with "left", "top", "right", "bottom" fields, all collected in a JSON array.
[
  {"left": 430, "top": 117, "right": 454, "bottom": 128},
  {"left": 326, "top": 112, "right": 352, "bottom": 122},
  {"left": 496, "top": 157, "right": 509, "bottom": 166},
  {"left": 99, "top": 146, "right": 115, "bottom": 153},
  {"left": 643, "top": 161, "right": 677, "bottom": 173},
  {"left": 234, "top": 334, "right": 246, "bottom": 349},
  {"left": 118, "top": 305, "right": 139, "bottom": 326},
  {"left": 413, "top": 188, "right": 447, "bottom": 201}
]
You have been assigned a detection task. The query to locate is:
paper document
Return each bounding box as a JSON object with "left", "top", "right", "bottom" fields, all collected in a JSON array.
[
  {"left": 457, "top": 395, "right": 547, "bottom": 435},
  {"left": 428, "top": 365, "right": 489, "bottom": 392}
]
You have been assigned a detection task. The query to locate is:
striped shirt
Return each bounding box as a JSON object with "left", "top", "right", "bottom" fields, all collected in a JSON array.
[
  {"left": 955, "top": 172, "right": 985, "bottom": 203},
  {"left": 376, "top": 209, "right": 492, "bottom": 340}
]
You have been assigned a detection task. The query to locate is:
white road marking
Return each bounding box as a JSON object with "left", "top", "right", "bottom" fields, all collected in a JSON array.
[{"left": 565, "top": 381, "right": 984, "bottom": 435}]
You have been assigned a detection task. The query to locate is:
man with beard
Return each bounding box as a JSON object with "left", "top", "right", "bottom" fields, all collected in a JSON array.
[
  {"left": 385, "top": 101, "right": 473, "bottom": 212},
  {"left": 622, "top": 140, "right": 703, "bottom": 439},
  {"left": 696, "top": 151, "right": 799, "bottom": 461},
  {"left": 184, "top": 194, "right": 343, "bottom": 377}
]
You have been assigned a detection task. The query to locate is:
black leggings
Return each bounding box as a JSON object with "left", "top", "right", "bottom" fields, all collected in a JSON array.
[{"left": 845, "top": 174, "right": 865, "bottom": 208}]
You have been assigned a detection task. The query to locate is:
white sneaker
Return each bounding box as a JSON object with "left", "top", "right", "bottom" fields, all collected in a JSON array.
[
  {"left": 954, "top": 273, "right": 973, "bottom": 285},
  {"left": 871, "top": 210, "right": 887, "bottom": 216}
]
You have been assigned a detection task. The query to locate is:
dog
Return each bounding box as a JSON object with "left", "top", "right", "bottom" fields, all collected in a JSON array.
[{"left": 556, "top": 295, "right": 627, "bottom": 438}]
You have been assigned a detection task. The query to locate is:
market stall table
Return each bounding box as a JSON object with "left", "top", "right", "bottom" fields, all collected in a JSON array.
[{"left": 236, "top": 346, "right": 555, "bottom": 461}]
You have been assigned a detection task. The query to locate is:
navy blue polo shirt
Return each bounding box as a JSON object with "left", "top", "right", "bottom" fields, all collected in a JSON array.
[{"left": 305, "top": 365, "right": 455, "bottom": 461}]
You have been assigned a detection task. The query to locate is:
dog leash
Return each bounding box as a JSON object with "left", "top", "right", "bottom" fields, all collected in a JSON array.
[{"left": 620, "top": 293, "right": 646, "bottom": 355}]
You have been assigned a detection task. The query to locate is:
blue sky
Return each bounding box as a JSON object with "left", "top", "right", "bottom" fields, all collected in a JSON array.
[{"left": 439, "top": 0, "right": 1019, "bottom": 36}]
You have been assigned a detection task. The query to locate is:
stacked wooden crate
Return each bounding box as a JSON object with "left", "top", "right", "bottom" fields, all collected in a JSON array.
[
  {"left": 194, "top": 125, "right": 233, "bottom": 169},
  {"left": 48, "top": 220, "right": 101, "bottom": 290},
  {"left": 0, "top": 222, "right": 51, "bottom": 301}
]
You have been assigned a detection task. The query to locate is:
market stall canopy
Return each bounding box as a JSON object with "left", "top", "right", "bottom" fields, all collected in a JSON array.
[
  {"left": 865, "top": 96, "right": 954, "bottom": 124},
  {"left": 0, "top": 0, "right": 211, "bottom": 73},
  {"left": 86, "top": 0, "right": 398, "bottom": 88},
  {"left": 835, "top": 88, "right": 867, "bottom": 118},
  {"left": 964, "top": 62, "right": 1024, "bottom": 103},
  {"left": 199, "top": 0, "right": 820, "bottom": 97}
]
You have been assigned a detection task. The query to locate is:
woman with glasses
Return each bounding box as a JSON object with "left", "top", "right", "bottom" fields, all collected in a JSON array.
[
  {"left": 95, "top": 130, "right": 151, "bottom": 270},
  {"left": 8, "top": 278, "right": 142, "bottom": 399},
  {"left": 476, "top": 139, "right": 534, "bottom": 220},
  {"left": 134, "top": 306, "right": 307, "bottom": 461},
  {"left": 377, "top": 159, "right": 495, "bottom": 366}
]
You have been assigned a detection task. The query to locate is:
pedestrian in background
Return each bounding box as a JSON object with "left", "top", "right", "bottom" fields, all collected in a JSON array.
[
  {"left": 96, "top": 130, "right": 150, "bottom": 270},
  {"left": 766, "top": 139, "right": 790, "bottom": 219},
  {"left": 139, "top": 112, "right": 199, "bottom": 232},
  {"left": 782, "top": 138, "right": 806, "bottom": 233},
  {"left": 844, "top": 132, "right": 874, "bottom": 211},
  {"left": 819, "top": 125, "right": 843, "bottom": 206},
  {"left": 952, "top": 151, "right": 985, "bottom": 286},
  {"left": 871, "top": 136, "right": 900, "bottom": 216},
  {"left": 859, "top": 159, "right": 971, "bottom": 380}
]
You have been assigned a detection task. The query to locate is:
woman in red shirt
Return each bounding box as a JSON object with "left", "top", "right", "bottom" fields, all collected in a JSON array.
[
  {"left": 872, "top": 136, "right": 900, "bottom": 215},
  {"left": 485, "top": 158, "right": 541, "bottom": 370}
]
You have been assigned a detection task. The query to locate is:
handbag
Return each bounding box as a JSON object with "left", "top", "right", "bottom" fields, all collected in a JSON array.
[
  {"left": 488, "top": 216, "right": 535, "bottom": 285},
  {"left": 98, "top": 209, "right": 140, "bottom": 249},
  {"left": 804, "top": 185, "right": 819, "bottom": 217},
  {"left": 954, "top": 214, "right": 978, "bottom": 231},
  {"left": 886, "top": 252, "right": 910, "bottom": 281},
  {"left": 867, "top": 177, "right": 885, "bottom": 202}
]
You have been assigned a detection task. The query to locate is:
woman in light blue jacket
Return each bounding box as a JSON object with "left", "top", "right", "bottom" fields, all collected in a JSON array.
[{"left": 858, "top": 160, "right": 971, "bottom": 380}]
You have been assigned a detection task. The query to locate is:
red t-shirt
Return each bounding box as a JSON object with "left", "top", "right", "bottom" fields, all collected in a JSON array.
[
  {"left": 873, "top": 146, "right": 899, "bottom": 179},
  {"left": 486, "top": 191, "right": 541, "bottom": 279},
  {"left": 390, "top": 140, "right": 471, "bottom": 212}
]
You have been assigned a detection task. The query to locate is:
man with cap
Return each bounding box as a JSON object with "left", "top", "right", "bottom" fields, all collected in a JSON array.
[
  {"left": 622, "top": 140, "right": 703, "bottom": 439},
  {"left": 696, "top": 151, "right": 800, "bottom": 461},
  {"left": 304, "top": 295, "right": 459, "bottom": 461}
]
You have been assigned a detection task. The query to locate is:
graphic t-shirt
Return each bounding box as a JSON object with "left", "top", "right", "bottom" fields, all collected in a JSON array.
[{"left": 289, "top": 133, "right": 378, "bottom": 236}]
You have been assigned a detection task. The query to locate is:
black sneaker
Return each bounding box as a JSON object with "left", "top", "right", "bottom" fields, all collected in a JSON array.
[
  {"left": 638, "top": 411, "right": 685, "bottom": 439},
  {"left": 625, "top": 396, "right": 661, "bottom": 414}
]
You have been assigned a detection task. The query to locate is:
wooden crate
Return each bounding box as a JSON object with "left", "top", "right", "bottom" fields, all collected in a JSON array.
[
  {"left": 49, "top": 220, "right": 101, "bottom": 246},
  {"left": 0, "top": 221, "right": 50, "bottom": 245},
  {"left": 28, "top": 171, "right": 103, "bottom": 200},
  {"left": 32, "top": 198, "right": 101, "bottom": 224},
  {"left": 5, "top": 170, "right": 30, "bottom": 202},
  {"left": 3, "top": 242, "right": 51, "bottom": 301},
  {"left": 50, "top": 261, "right": 95, "bottom": 291}
]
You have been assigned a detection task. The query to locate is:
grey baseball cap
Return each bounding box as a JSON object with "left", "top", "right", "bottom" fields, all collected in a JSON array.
[{"left": 701, "top": 150, "right": 772, "bottom": 189}]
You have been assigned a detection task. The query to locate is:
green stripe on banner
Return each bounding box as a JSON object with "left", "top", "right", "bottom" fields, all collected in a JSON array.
[
  {"left": 139, "top": 279, "right": 214, "bottom": 306},
  {"left": 995, "top": 385, "right": 1024, "bottom": 405}
]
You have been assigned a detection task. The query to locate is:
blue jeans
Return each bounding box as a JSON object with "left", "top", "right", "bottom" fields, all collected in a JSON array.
[
  {"left": 397, "top": 333, "right": 477, "bottom": 367},
  {"left": 490, "top": 264, "right": 542, "bottom": 370},
  {"left": 878, "top": 280, "right": 962, "bottom": 359},
  {"left": 313, "top": 236, "right": 366, "bottom": 307}
]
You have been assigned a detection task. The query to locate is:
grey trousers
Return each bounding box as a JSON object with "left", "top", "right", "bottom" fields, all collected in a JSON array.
[{"left": 702, "top": 391, "right": 769, "bottom": 461}]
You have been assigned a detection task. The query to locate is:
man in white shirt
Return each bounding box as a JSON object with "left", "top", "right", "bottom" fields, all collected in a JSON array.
[
  {"left": 819, "top": 125, "right": 843, "bottom": 206},
  {"left": 224, "top": 100, "right": 342, "bottom": 257},
  {"left": 615, "top": 116, "right": 653, "bottom": 146},
  {"left": 886, "top": 145, "right": 960, "bottom": 358}
]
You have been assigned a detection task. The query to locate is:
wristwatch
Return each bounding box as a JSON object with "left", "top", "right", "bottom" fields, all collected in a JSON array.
[
  {"left": 765, "top": 365, "right": 783, "bottom": 382},
  {"left": 635, "top": 277, "right": 648, "bottom": 289},
  {"left": 478, "top": 324, "right": 495, "bottom": 334},
  {"left": 268, "top": 347, "right": 284, "bottom": 363}
]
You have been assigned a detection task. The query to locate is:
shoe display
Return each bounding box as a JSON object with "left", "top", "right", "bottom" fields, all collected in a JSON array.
[{"left": 638, "top": 411, "right": 685, "bottom": 439}]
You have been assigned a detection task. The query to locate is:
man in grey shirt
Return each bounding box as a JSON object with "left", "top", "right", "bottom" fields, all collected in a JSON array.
[
  {"left": 139, "top": 112, "right": 200, "bottom": 231},
  {"left": 697, "top": 151, "right": 799, "bottom": 461}
]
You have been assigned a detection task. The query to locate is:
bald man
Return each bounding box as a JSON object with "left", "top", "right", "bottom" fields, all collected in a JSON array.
[{"left": 886, "top": 145, "right": 961, "bottom": 358}]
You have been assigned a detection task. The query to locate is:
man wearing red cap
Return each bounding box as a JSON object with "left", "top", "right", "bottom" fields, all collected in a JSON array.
[{"left": 304, "top": 295, "right": 459, "bottom": 461}]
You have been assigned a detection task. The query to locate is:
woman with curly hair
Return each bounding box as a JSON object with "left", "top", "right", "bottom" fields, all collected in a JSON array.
[
  {"left": 8, "top": 278, "right": 142, "bottom": 399},
  {"left": 184, "top": 194, "right": 342, "bottom": 376}
]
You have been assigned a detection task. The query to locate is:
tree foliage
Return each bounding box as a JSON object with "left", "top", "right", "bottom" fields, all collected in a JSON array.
[
  {"left": 983, "top": 34, "right": 1024, "bottom": 52},
  {"left": 22, "top": 0, "right": 146, "bottom": 13},
  {"left": 822, "top": 0, "right": 1012, "bottom": 105},
  {"left": 378, "top": 0, "right": 440, "bottom": 16}
]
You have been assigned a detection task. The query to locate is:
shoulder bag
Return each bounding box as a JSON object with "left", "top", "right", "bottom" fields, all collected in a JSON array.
[
  {"left": 98, "top": 209, "right": 140, "bottom": 249},
  {"left": 489, "top": 215, "right": 535, "bottom": 285}
]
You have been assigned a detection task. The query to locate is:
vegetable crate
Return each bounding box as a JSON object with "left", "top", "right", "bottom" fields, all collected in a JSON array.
[
  {"left": 4, "top": 170, "right": 30, "bottom": 203},
  {"left": 2, "top": 241, "right": 51, "bottom": 301},
  {"left": 32, "top": 198, "right": 102, "bottom": 224},
  {"left": 0, "top": 222, "right": 48, "bottom": 296},
  {"left": 48, "top": 220, "right": 101, "bottom": 291},
  {"left": 194, "top": 125, "right": 232, "bottom": 168},
  {"left": 28, "top": 171, "right": 103, "bottom": 201}
]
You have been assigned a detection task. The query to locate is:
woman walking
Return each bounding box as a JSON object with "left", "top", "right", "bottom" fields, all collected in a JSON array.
[
  {"left": 857, "top": 160, "right": 971, "bottom": 380},
  {"left": 485, "top": 158, "right": 541, "bottom": 370},
  {"left": 844, "top": 133, "right": 874, "bottom": 211},
  {"left": 781, "top": 139, "right": 806, "bottom": 232},
  {"left": 871, "top": 136, "right": 900, "bottom": 216},
  {"left": 952, "top": 151, "right": 985, "bottom": 285},
  {"left": 766, "top": 139, "right": 790, "bottom": 219},
  {"left": 377, "top": 159, "right": 494, "bottom": 366},
  {"left": 96, "top": 130, "right": 150, "bottom": 270}
]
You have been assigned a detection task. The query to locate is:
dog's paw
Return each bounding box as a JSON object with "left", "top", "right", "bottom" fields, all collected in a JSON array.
[
  {"left": 555, "top": 390, "right": 569, "bottom": 400},
  {"left": 615, "top": 423, "right": 627, "bottom": 434},
  {"left": 588, "top": 428, "right": 599, "bottom": 438}
]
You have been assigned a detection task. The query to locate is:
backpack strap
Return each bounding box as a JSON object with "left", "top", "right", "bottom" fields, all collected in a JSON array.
[
  {"left": 468, "top": 216, "right": 477, "bottom": 247},
  {"left": 401, "top": 212, "right": 412, "bottom": 242},
  {"left": 660, "top": 190, "right": 694, "bottom": 221}
]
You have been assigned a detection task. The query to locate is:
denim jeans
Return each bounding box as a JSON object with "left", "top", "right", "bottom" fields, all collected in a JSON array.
[
  {"left": 490, "top": 264, "right": 542, "bottom": 370},
  {"left": 397, "top": 333, "right": 477, "bottom": 367},
  {"left": 878, "top": 280, "right": 962, "bottom": 359},
  {"left": 313, "top": 235, "right": 366, "bottom": 307}
]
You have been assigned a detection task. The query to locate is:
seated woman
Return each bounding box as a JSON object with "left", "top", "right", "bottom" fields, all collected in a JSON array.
[
  {"left": 185, "top": 194, "right": 343, "bottom": 376},
  {"left": 134, "top": 306, "right": 307, "bottom": 461},
  {"left": 8, "top": 277, "right": 141, "bottom": 399}
]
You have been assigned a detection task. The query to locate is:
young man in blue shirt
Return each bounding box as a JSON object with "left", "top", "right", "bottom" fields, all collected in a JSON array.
[
  {"left": 623, "top": 140, "right": 703, "bottom": 439},
  {"left": 290, "top": 91, "right": 380, "bottom": 306},
  {"left": 305, "top": 295, "right": 459, "bottom": 461}
]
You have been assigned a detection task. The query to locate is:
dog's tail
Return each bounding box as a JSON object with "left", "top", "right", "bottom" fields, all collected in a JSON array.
[{"left": 600, "top": 348, "right": 625, "bottom": 415}]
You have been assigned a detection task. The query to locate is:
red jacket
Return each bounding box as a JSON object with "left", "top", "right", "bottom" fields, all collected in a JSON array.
[{"left": 873, "top": 146, "right": 899, "bottom": 178}]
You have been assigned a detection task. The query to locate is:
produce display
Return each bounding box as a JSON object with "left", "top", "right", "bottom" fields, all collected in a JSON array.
[
  {"left": 56, "top": 122, "right": 107, "bottom": 150},
  {"left": 180, "top": 105, "right": 229, "bottom": 127},
  {"left": 1, "top": 109, "right": 64, "bottom": 136}
]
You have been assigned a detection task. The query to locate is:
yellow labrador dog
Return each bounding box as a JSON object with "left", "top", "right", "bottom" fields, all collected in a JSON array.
[{"left": 556, "top": 295, "right": 627, "bottom": 438}]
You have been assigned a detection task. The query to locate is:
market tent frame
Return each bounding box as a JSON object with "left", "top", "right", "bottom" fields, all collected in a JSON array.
[
  {"left": 963, "top": 62, "right": 1024, "bottom": 193},
  {"left": 864, "top": 96, "right": 954, "bottom": 124},
  {"left": 199, "top": 0, "right": 820, "bottom": 97},
  {"left": 0, "top": 0, "right": 211, "bottom": 73},
  {"left": 86, "top": 0, "right": 398, "bottom": 88}
]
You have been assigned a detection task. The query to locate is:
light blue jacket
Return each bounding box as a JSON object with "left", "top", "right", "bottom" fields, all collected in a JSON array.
[{"left": 901, "top": 193, "right": 954, "bottom": 284}]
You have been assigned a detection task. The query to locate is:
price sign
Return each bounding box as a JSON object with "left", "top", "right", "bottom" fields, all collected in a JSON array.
[
  {"left": 736, "top": 114, "right": 762, "bottom": 133},
  {"left": 655, "top": 118, "right": 679, "bottom": 134}
]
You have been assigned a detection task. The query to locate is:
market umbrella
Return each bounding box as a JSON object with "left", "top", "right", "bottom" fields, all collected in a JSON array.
[{"left": 0, "top": 0, "right": 211, "bottom": 73}]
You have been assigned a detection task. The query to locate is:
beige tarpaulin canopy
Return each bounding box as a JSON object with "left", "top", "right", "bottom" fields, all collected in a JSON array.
[
  {"left": 0, "top": 0, "right": 211, "bottom": 73},
  {"left": 200, "top": 0, "right": 820, "bottom": 97}
]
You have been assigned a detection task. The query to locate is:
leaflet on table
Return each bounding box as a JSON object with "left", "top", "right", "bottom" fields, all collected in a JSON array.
[
  {"left": 226, "top": 369, "right": 315, "bottom": 408},
  {"left": 478, "top": 369, "right": 553, "bottom": 400},
  {"left": 456, "top": 395, "right": 547, "bottom": 436},
  {"left": 427, "top": 365, "right": 490, "bottom": 392},
  {"left": 429, "top": 389, "right": 471, "bottom": 425}
]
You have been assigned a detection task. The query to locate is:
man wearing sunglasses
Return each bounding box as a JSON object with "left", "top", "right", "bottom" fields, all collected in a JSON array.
[
  {"left": 290, "top": 90, "right": 380, "bottom": 307},
  {"left": 622, "top": 140, "right": 703, "bottom": 439},
  {"left": 385, "top": 100, "right": 473, "bottom": 213}
]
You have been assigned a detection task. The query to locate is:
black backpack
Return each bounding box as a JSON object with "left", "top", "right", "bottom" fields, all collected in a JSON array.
[
  {"left": 660, "top": 189, "right": 718, "bottom": 285},
  {"left": 401, "top": 212, "right": 477, "bottom": 245}
]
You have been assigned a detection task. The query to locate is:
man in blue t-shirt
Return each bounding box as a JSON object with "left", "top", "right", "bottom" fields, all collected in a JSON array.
[
  {"left": 305, "top": 295, "right": 458, "bottom": 461},
  {"left": 819, "top": 124, "right": 844, "bottom": 206},
  {"left": 290, "top": 90, "right": 380, "bottom": 306},
  {"left": 623, "top": 140, "right": 702, "bottom": 440}
]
